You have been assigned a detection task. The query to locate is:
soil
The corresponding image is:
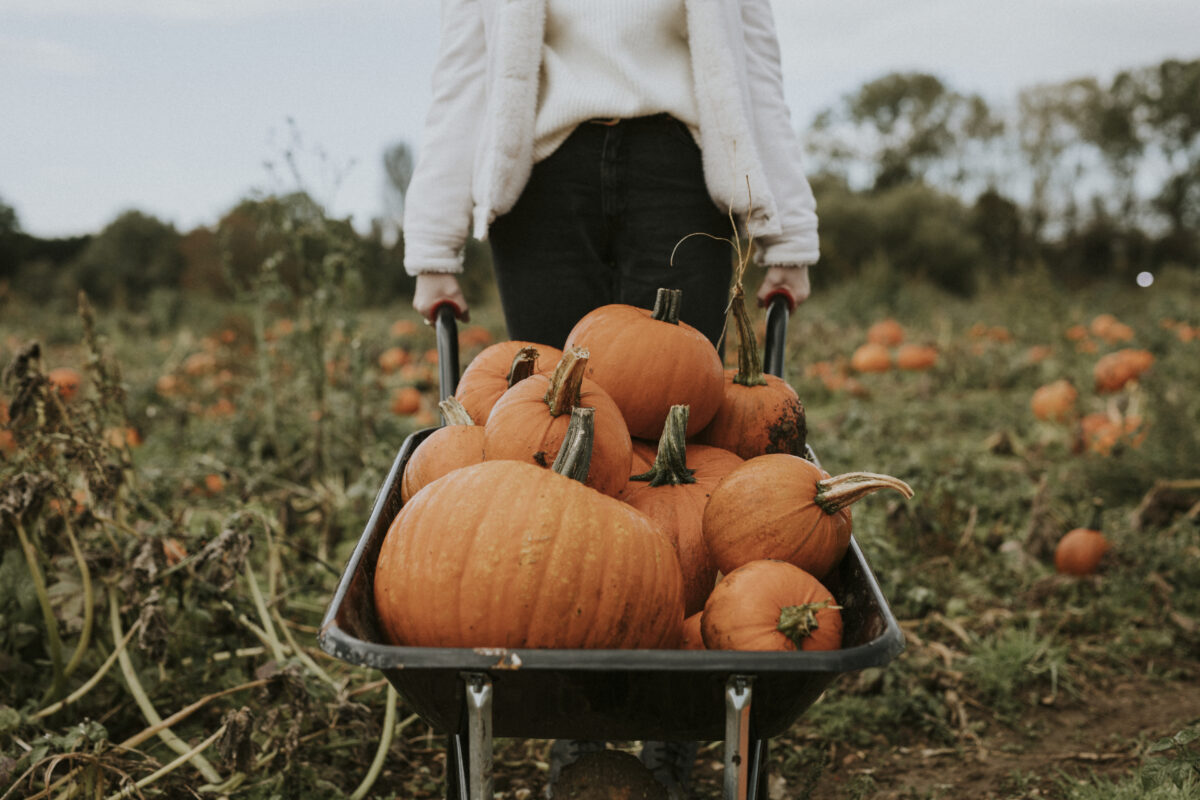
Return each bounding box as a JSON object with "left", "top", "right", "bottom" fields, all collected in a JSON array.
[{"left": 721, "top": 674, "right": 1200, "bottom": 799}]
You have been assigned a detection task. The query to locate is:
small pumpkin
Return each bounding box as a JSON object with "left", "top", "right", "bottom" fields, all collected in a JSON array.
[
  {"left": 849, "top": 343, "right": 890, "bottom": 374},
  {"left": 378, "top": 346, "right": 411, "bottom": 373},
  {"left": 390, "top": 385, "right": 423, "bottom": 416},
  {"left": 866, "top": 318, "right": 905, "bottom": 347},
  {"left": 623, "top": 405, "right": 743, "bottom": 615},
  {"left": 701, "top": 560, "right": 842, "bottom": 652},
  {"left": 454, "top": 340, "right": 563, "bottom": 426},
  {"left": 565, "top": 288, "right": 724, "bottom": 440},
  {"left": 375, "top": 407, "right": 685, "bottom": 649},
  {"left": 703, "top": 454, "right": 913, "bottom": 579},
  {"left": 1030, "top": 379, "right": 1078, "bottom": 422},
  {"left": 1054, "top": 528, "right": 1109, "bottom": 576},
  {"left": 48, "top": 367, "right": 83, "bottom": 402},
  {"left": 1094, "top": 348, "right": 1154, "bottom": 394},
  {"left": 400, "top": 397, "right": 486, "bottom": 503},
  {"left": 894, "top": 343, "right": 938, "bottom": 371},
  {"left": 694, "top": 287, "right": 806, "bottom": 459},
  {"left": 484, "top": 347, "right": 632, "bottom": 498}
]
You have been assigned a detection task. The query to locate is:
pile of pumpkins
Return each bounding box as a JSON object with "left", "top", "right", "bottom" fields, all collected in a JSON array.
[{"left": 374, "top": 288, "right": 913, "bottom": 653}]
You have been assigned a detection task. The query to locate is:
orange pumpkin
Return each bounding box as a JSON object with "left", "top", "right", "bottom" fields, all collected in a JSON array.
[
  {"left": 849, "top": 343, "right": 890, "bottom": 373},
  {"left": 701, "top": 560, "right": 842, "bottom": 652},
  {"left": 377, "top": 346, "right": 411, "bottom": 374},
  {"left": 0, "top": 401, "right": 14, "bottom": 456},
  {"left": 374, "top": 408, "right": 684, "bottom": 649},
  {"left": 866, "top": 318, "right": 905, "bottom": 347},
  {"left": 623, "top": 405, "right": 743, "bottom": 615},
  {"left": 483, "top": 347, "right": 632, "bottom": 498},
  {"left": 1075, "top": 412, "right": 1145, "bottom": 455},
  {"left": 400, "top": 398, "right": 486, "bottom": 503},
  {"left": 703, "top": 454, "right": 913, "bottom": 579},
  {"left": 565, "top": 288, "right": 724, "bottom": 440},
  {"left": 48, "top": 367, "right": 83, "bottom": 402},
  {"left": 694, "top": 287, "right": 806, "bottom": 459},
  {"left": 389, "top": 318, "right": 418, "bottom": 338},
  {"left": 1094, "top": 348, "right": 1154, "bottom": 393},
  {"left": 390, "top": 386, "right": 423, "bottom": 416},
  {"left": 454, "top": 340, "right": 563, "bottom": 426},
  {"left": 894, "top": 344, "right": 938, "bottom": 371},
  {"left": 1030, "top": 379, "right": 1078, "bottom": 422},
  {"left": 1054, "top": 528, "right": 1109, "bottom": 576},
  {"left": 681, "top": 612, "right": 705, "bottom": 650}
]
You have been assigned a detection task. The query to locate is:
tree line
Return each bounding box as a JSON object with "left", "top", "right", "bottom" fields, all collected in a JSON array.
[{"left": 1, "top": 56, "right": 1196, "bottom": 312}]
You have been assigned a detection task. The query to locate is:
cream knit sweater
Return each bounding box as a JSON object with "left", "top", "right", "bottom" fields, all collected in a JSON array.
[{"left": 533, "top": 0, "right": 699, "bottom": 162}]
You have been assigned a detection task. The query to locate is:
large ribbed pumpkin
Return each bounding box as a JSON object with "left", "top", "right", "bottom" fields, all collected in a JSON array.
[
  {"left": 454, "top": 340, "right": 562, "bottom": 425},
  {"left": 484, "top": 347, "right": 632, "bottom": 497},
  {"left": 622, "top": 405, "right": 743, "bottom": 615},
  {"left": 374, "top": 410, "right": 685, "bottom": 649},
  {"left": 565, "top": 288, "right": 724, "bottom": 440},
  {"left": 694, "top": 287, "right": 806, "bottom": 458},
  {"left": 703, "top": 454, "right": 913, "bottom": 579},
  {"left": 399, "top": 397, "right": 485, "bottom": 503},
  {"left": 701, "top": 559, "right": 842, "bottom": 652}
]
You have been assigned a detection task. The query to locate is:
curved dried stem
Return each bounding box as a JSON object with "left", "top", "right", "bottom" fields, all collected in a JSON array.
[
  {"left": 108, "top": 584, "right": 224, "bottom": 785},
  {"left": 33, "top": 618, "right": 143, "bottom": 720},
  {"left": 815, "top": 472, "right": 915, "bottom": 515},
  {"left": 349, "top": 684, "right": 397, "bottom": 800},
  {"left": 14, "top": 517, "right": 66, "bottom": 699},
  {"left": 61, "top": 515, "right": 93, "bottom": 678}
]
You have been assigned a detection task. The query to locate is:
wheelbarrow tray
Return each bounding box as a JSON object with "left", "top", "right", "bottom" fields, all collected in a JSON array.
[{"left": 319, "top": 427, "right": 905, "bottom": 742}]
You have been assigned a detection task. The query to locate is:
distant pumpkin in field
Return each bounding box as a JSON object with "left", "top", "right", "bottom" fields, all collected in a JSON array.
[
  {"left": 895, "top": 344, "right": 938, "bottom": 371},
  {"left": 378, "top": 346, "right": 411, "bottom": 374},
  {"left": 1030, "top": 379, "right": 1077, "bottom": 423},
  {"left": 389, "top": 318, "right": 418, "bottom": 338},
  {"left": 866, "top": 318, "right": 905, "bottom": 347},
  {"left": 390, "top": 386, "right": 423, "bottom": 416},
  {"left": 1093, "top": 348, "right": 1154, "bottom": 393},
  {"left": 850, "top": 343, "right": 890, "bottom": 373},
  {"left": 48, "top": 367, "right": 82, "bottom": 402},
  {"left": 1054, "top": 527, "right": 1109, "bottom": 576}
]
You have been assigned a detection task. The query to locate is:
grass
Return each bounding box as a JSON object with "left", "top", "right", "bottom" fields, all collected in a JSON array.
[{"left": 2, "top": 260, "right": 1199, "bottom": 798}]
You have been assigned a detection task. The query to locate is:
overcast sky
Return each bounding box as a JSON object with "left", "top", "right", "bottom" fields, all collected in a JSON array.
[{"left": 2, "top": 0, "right": 1197, "bottom": 238}]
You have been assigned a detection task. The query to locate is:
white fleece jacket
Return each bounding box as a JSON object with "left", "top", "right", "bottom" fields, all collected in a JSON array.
[{"left": 403, "top": 0, "right": 819, "bottom": 275}]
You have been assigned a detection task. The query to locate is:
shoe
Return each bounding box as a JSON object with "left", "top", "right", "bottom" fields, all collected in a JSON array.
[
  {"left": 639, "top": 740, "right": 698, "bottom": 798},
  {"left": 544, "top": 739, "right": 607, "bottom": 798}
]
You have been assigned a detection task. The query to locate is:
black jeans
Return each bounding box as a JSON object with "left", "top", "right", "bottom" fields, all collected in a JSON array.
[{"left": 489, "top": 114, "right": 733, "bottom": 349}]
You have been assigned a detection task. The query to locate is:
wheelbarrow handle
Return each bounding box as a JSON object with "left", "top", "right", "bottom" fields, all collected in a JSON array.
[
  {"left": 433, "top": 303, "right": 461, "bottom": 402},
  {"left": 761, "top": 292, "right": 790, "bottom": 380}
]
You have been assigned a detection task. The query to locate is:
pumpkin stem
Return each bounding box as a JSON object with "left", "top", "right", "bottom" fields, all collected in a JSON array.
[
  {"left": 631, "top": 404, "right": 697, "bottom": 487},
  {"left": 730, "top": 285, "right": 767, "bottom": 387},
  {"left": 437, "top": 396, "right": 475, "bottom": 427},
  {"left": 551, "top": 407, "right": 594, "bottom": 484},
  {"left": 777, "top": 601, "right": 838, "bottom": 648},
  {"left": 814, "top": 472, "right": 915, "bottom": 514},
  {"left": 543, "top": 347, "right": 589, "bottom": 417},
  {"left": 650, "top": 288, "right": 683, "bottom": 325},
  {"left": 507, "top": 346, "right": 539, "bottom": 388}
]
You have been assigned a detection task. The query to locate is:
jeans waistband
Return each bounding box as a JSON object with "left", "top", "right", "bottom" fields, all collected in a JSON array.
[{"left": 587, "top": 113, "right": 679, "bottom": 127}]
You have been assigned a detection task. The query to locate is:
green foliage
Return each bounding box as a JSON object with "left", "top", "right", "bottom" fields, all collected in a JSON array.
[
  {"left": 68, "top": 210, "right": 185, "bottom": 309},
  {"left": 1061, "top": 724, "right": 1200, "bottom": 799},
  {"left": 809, "top": 175, "right": 986, "bottom": 296},
  {"left": 964, "top": 624, "right": 1071, "bottom": 713}
]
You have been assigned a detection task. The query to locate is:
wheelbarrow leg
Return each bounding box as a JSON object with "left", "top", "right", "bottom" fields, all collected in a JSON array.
[
  {"left": 724, "top": 675, "right": 754, "bottom": 800},
  {"left": 447, "top": 673, "right": 493, "bottom": 800}
]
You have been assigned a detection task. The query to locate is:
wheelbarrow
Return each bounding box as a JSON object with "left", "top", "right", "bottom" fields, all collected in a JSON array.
[{"left": 319, "top": 296, "right": 905, "bottom": 799}]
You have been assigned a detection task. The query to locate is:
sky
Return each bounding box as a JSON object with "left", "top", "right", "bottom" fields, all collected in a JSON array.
[{"left": 2, "top": 0, "right": 1198, "bottom": 239}]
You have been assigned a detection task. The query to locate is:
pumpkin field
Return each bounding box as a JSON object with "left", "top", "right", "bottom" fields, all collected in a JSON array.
[{"left": 2, "top": 261, "right": 1199, "bottom": 800}]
